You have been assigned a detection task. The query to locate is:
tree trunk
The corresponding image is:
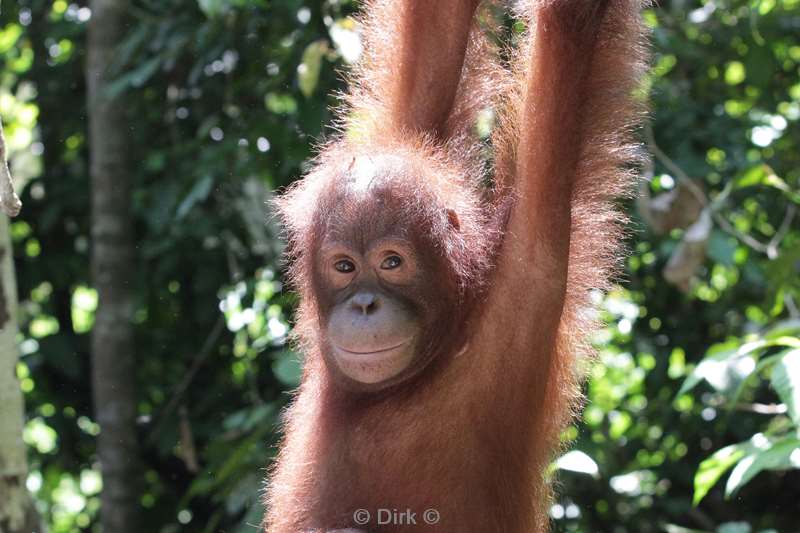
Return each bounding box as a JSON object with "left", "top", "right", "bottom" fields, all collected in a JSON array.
[
  {"left": 0, "top": 214, "right": 41, "bottom": 533},
  {"left": 86, "top": 1, "right": 141, "bottom": 531}
]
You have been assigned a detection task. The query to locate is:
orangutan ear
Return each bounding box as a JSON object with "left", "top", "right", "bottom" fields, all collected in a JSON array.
[{"left": 446, "top": 209, "right": 461, "bottom": 231}]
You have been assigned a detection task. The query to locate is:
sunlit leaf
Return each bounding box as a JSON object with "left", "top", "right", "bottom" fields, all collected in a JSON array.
[
  {"left": 735, "top": 165, "right": 769, "bottom": 188},
  {"left": 329, "top": 17, "right": 362, "bottom": 64},
  {"left": 763, "top": 320, "right": 800, "bottom": 340},
  {"left": 298, "top": 40, "right": 327, "bottom": 98},
  {"left": 681, "top": 335, "right": 800, "bottom": 396},
  {"left": 663, "top": 525, "right": 709, "bottom": 533},
  {"left": 555, "top": 450, "right": 600, "bottom": 478},
  {"left": 679, "top": 351, "right": 754, "bottom": 396},
  {"left": 0, "top": 23, "right": 22, "bottom": 54},
  {"left": 724, "top": 61, "right": 746, "bottom": 85},
  {"left": 755, "top": 0, "right": 776, "bottom": 14},
  {"left": 771, "top": 349, "right": 800, "bottom": 425},
  {"left": 725, "top": 436, "right": 800, "bottom": 497},
  {"left": 716, "top": 523, "right": 751, "bottom": 533},
  {"left": 265, "top": 92, "right": 298, "bottom": 114},
  {"left": 693, "top": 443, "right": 749, "bottom": 505}
]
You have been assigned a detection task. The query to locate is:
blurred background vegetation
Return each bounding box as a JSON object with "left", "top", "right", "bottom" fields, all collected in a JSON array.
[{"left": 0, "top": 0, "right": 798, "bottom": 531}]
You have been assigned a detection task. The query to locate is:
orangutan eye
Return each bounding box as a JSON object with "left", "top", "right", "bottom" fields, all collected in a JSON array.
[
  {"left": 334, "top": 259, "right": 356, "bottom": 273},
  {"left": 380, "top": 255, "right": 403, "bottom": 270}
]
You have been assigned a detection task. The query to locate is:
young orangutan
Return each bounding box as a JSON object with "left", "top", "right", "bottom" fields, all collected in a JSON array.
[{"left": 264, "top": 0, "right": 649, "bottom": 531}]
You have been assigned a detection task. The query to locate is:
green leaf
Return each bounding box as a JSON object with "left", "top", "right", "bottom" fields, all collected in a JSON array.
[
  {"left": 176, "top": 175, "right": 214, "bottom": 220},
  {"left": 725, "top": 436, "right": 800, "bottom": 497},
  {"left": 763, "top": 319, "right": 800, "bottom": 340},
  {"left": 693, "top": 443, "right": 748, "bottom": 505},
  {"left": 724, "top": 61, "right": 746, "bottom": 85},
  {"left": 735, "top": 165, "right": 800, "bottom": 204},
  {"left": 756, "top": 0, "right": 776, "bottom": 14},
  {"left": 678, "top": 371, "right": 704, "bottom": 396},
  {"left": 232, "top": 499, "right": 266, "bottom": 533},
  {"left": 730, "top": 346, "right": 800, "bottom": 413},
  {"left": 273, "top": 351, "right": 302, "bottom": 387},
  {"left": 680, "top": 350, "right": 754, "bottom": 396},
  {"left": 106, "top": 55, "right": 162, "bottom": 96},
  {"left": 680, "top": 337, "right": 800, "bottom": 397},
  {"left": 198, "top": 0, "right": 227, "bottom": 17},
  {"left": 735, "top": 165, "right": 769, "bottom": 188},
  {"left": 0, "top": 23, "right": 22, "bottom": 54},
  {"left": 708, "top": 231, "right": 737, "bottom": 266},
  {"left": 753, "top": 349, "right": 793, "bottom": 374},
  {"left": 716, "top": 523, "right": 751, "bottom": 533},
  {"left": 771, "top": 349, "right": 800, "bottom": 424},
  {"left": 225, "top": 473, "right": 261, "bottom": 514},
  {"left": 265, "top": 92, "right": 298, "bottom": 114},
  {"left": 663, "top": 526, "right": 710, "bottom": 533},
  {"left": 113, "top": 26, "right": 150, "bottom": 69},
  {"left": 554, "top": 450, "right": 600, "bottom": 478},
  {"left": 298, "top": 40, "right": 327, "bottom": 98}
]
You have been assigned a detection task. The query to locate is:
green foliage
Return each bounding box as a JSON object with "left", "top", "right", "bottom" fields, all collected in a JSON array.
[
  {"left": 553, "top": 0, "right": 800, "bottom": 530},
  {"left": 681, "top": 327, "right": 800, "bottom": 506},
  {"left": 0, "top": 0, "right": 798, "bottom": 531},
  {"left": 2, "top": 0, "right": 356, "bottom": 530}
]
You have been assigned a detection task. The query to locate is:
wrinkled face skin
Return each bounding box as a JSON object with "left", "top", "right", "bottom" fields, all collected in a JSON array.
[
  {"left": 310, "top": 167, "right": 458, "bottom": 392},
  {"left": 318, "top": 236, "right": 423, "bottom": 388}
]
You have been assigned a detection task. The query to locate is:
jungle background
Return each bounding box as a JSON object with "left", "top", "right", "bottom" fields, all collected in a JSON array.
[{"left": 0, "top": 0, "right": 798, "bottom": 532}]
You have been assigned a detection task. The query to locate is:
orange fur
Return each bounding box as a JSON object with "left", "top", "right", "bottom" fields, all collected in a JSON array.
[{"left": 264, "top": 1, "right": 650, "bottom": 531}]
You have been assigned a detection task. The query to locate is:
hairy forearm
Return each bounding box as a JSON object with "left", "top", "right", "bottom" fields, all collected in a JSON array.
[
  {"left": 515, "top": 1, "right": 612, "bottom": 266},
  {"left": 390, "top": 0, "right": 480, "bottom": 134},
  {"left": 349, "top": 0, "right": 480, "bottom": 138}
]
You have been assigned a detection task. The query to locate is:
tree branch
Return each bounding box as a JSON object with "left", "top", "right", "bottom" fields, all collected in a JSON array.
[
  {"left": 766, "top": 204, "right": 796, "bottom": 260},
  {"left": 645, "top": 125, "right": 794, "bottom": 258},
  {"left": 735, "top": 402, "right": 788, "bottom": 415},
  {"left": 644, "top": 124, "right": 707, "bottom": 208},
  {"left": 149, "top": 316, "right": 225, "bottom": 440},
  {"left": 0, "top": 119, "right": 22, "bottom": 217}
]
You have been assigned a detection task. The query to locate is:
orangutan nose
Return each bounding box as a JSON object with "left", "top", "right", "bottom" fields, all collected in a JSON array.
[{"left": 350, "top": 292, "right": 379, "bottom": 316}]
